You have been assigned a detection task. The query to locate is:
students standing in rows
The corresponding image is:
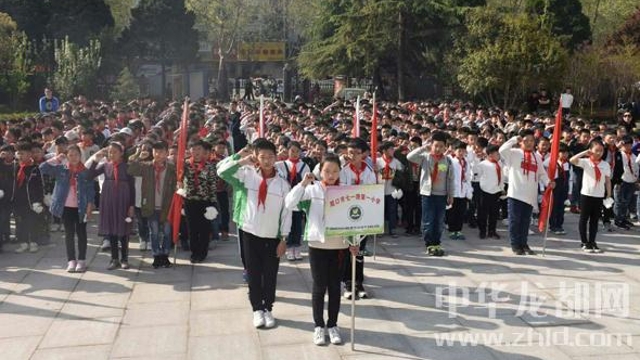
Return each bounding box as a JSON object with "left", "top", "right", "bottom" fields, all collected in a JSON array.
[
  {"left": 217, "top": 139, "right": 292, "bottom": 329},
  {"left": 40, "top": 145, "right": 95, "bottom": 272}
]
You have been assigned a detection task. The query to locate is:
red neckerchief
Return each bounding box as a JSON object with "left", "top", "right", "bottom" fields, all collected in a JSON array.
[
  {"left": 559, "top": 160, "right": 567, "bottom": 181},
  {"left": 607, "top": 145, "right": 616, "bottom": 170},
  {"left": 521, "top": 150, "right": 537, "bottom": 178},
  {"left": 349, "top": 162, "right": 367, "bottom": 185},
  {"left": 288, "top": 158, "right": 300, "bottom": 183},
  {"left": 431, "top": 154, "right": 443, "bottom": 184},
  {"left": 16, "top": 159, "right": 33, "bottom": 188},
  {"left": 154, "top": 161, "right": 166, "bottom": 195},
  {"left": 68, "top": 162, "right": 86, "bottom": 188},
  {"left": 111, "top": 161, "right": 121, "bottom": 187},
  {"left": 624, "top": 150, "right": 634, "bottom": 175},
  {"left": 382, "top": 154, "right": 393, "bottom": 180},
  {"left": 189, "top": 157, "right": 207, "bottom": 190},
  {"left": 82, "top": 139, "right": 93, "bottom": 148},
  {"left": 489, "top": 158, "right": 501, "bottom": 183},
  {"left": 590, "top": 156, "right": 601, "bottom": 184},
  {"left": 258, "top": 168, "right": 276, "bottom": 211}
]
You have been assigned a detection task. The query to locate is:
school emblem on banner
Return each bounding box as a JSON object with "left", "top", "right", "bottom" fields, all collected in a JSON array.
[{"left": 324, "top": 184, "right": 385, "bottom": 237}]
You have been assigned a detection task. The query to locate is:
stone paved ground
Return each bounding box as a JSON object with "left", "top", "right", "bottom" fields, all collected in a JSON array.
[{"left": 1, "top": 213, "right": 639, "bottom": 360}]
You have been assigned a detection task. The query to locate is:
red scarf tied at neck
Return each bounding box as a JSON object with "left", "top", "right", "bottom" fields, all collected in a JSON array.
[
  {"left": 16, "top": 160, "right": 33, "bottom": 188},
  {"left": 258, "top": 168, "right": 276, "bottom": 211},
  {"left": 111, "top": 161, "right": 121, "bottom": 188},
  {"left": 68, "top": 163, "right": 86, "bottom": 188},
  {"left": 289, "top": 158, "right": 299, "bottom": 183},
  {"left": 190, "top": 158, "right": 206, "bottom": 189},
  {"left": 154, "top": 161, "right": 166, "bottom": 194},
  {"left": 521, "top": 150, "right": 537, "bottom": 178},
  {"left": 489, "top": 158, "right": 501, "bottom": 183},
  {"left": 590, "top": 156, "right": 601, "bottom": 184},
  {"left": 349, "top": 162, "right": 367, "bottom": 185},
  {"left": 382, "top": 155, "right": 393, "bottom": 180},
  {"left": 431, "top": 154, "right": 443, "bottom": 184}
]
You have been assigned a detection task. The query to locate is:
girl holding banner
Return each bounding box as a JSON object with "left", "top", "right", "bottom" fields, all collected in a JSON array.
[{"left": 285, "top": 155, "right": 358, "bottom": 346}]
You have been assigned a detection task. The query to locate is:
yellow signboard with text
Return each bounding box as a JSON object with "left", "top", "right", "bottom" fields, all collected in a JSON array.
[{"left": 237, "top": 42, "right": 286, "bottom": 62}]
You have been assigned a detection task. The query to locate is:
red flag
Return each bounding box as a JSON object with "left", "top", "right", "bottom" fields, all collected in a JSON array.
[
  {"left": 538, "top": 101, "right": 563, "bottom": 232},
  {"left": 168, "top": 100, "right": 189, "bottom": 244},
  {"left": 370, "top": 94, "right": 378, "bottom": 159}
]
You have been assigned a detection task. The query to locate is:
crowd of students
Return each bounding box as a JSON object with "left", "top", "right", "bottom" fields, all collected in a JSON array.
[{"left": 0, "top": 90, "right": 638, "bottom": 345}]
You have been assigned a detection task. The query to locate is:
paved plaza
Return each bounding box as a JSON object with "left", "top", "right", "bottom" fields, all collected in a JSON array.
[{"left": 0, "top": 214, "right": 639, "bottom": 360}]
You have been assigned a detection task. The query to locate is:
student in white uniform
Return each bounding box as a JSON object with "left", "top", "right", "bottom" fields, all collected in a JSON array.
[
  {"left": 570, "top": 139, "right": 612, "bottom": 253},
  {"left": 285, "top": 155, "right": 358, "bottom": 346}
]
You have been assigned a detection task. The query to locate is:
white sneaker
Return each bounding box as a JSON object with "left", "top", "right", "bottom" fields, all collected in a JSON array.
[
  {"left": 327, "top": 326, "right": 342, "bottom": 344},
  {"left": 100, "top": 239, "right": 111, "bottom": 251},
  {"left": 140, "top": 241, "right": 148, "bottom": 251},
  {"left": 285, "top": 248, "right": 295, "bottom": 261},
  {"left": 75, "top": 260, "right": 87, "bottom": 273},
  {"left": 343, "top": 290, "right": 354, "bottom": 300},
  {"left": 313, "top": 327, "right": 327, "bottom": 345},
  {"left": 253, "top": 310, "right": 265, "bottom": 328},
  {"left": 50, "top": 224, "right": 59, "bottom": 232},
  {"left": 29, "top": 243, "right": 39, "bottom": 253},
  {"left": 15, "top": 243, "right": 29, "bottom": 253},
  {"left": 66, "top": 260, "right": 77, "bottom": 273},
  {"left": 263, "top": 310, "right": 276, "bottom": 328},
  {"left": 294, "top": 247, "right": 303, "bottom": 260}
]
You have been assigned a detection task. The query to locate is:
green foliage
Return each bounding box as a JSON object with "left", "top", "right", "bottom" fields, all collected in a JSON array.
[
  {"left": 525, "top": 0, "right": 591, "bottom": 50},
  {"left": 120, "top": 0, "right": 198, "bottom": 64},
  {"left": 454, "top": 7, "right": 568, "bottom": 107},
  {"left": 0, "top": 0, "right": 114, "bottom": 45},
  {"left": 105, "top": 0, "right": 136, "bottom": 36},
  {"left": 298, "top": 0, "right": 480, "bottom": 99},
  {"left": 0, "top": 12, "right": 31, "bottom": 109},
  {"left": 581, "top": 0, "right": 639, "bottom": 43},
  {"left": 52, "top": 37, "right": 102, "bottom": 99},
  {"left": 110, "top": 67, "right": 140, "bottom": 101}
]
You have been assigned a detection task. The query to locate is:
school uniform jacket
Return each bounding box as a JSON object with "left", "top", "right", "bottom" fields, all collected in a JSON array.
[
  {"left": 285, "top": 182, "right": 348, "bottom": 249},
  {"left": 217, "top": 158, "right": 292, "bottom": 239},
  {"left": 406, "top": 147, "right": 455, "bottom": 197}
]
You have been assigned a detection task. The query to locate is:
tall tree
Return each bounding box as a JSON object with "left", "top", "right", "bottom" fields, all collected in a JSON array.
[
  {"left": 297, "top": 0, "right": 482, "bottom": 101},
  {"left": 119, "top": 0, "right": 199, "bottom": 98},
  {"left": 0, "top": 12, "right": 31, "bottom": 109},
  {"left": 454, "top": 7, "right": 568, "bottom": 107},
  {"left": 0, "top": 0, "right": 114, "bottom": 45},
  {"left": 525, "top": 0, "right": 591, "bottom": 50},
  {"left": 52, "top": 37, "right": 102, "bottom": 99}
]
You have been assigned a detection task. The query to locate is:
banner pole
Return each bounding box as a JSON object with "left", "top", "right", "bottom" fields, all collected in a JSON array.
[
  {"left": 542, "top": 197, "right": 553, "bottom": 257},
  {"left": 350, "top": 251, "right": 356, "bottom": 351},
  {"left": 373, "top": 234, "right": 377, "bottom": 261}
]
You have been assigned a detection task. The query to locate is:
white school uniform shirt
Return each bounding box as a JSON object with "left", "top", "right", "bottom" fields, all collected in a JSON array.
[
  {"left": 275, "top": 158, "right": 311, "bottom": 211},
  {"left": 499, "top": 136, "right": 550, "bottom": 209},
  {"left": 621, "top": 151, "right": 638, "bottom": 183},
  {"left": 376, "top": 156, "right": 403, "bottom": 195},
  {"left": 340, "top": 162, "right": 376, "bottom": 186},
  {"left": 449, "top": 155, "right": 473, "bottom": 199},
  {"left": 575, "top": 158, "right": 610, "bottom": 198},
  {"left": 475, "top": 159, "right": 504, "bottom": 195},
  {"left": 216, "top": 158, "right": 292, "bottom": 239},
  {"left": 284, "top": 182, "right": 348, "bottom": 249},
  {"left": 466, "top": 149, "right": 482, "bottom": 182}
]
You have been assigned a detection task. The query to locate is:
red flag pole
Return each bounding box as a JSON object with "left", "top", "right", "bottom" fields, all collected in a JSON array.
[
  {"left": 169, "top": 98, "right": 189, "bottom": 265},
  {"left": 539, "top": 99, "right": 564, "bottom": 256}
]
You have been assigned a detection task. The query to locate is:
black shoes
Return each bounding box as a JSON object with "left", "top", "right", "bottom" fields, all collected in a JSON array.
[
  {"left": 479, "top": 232, "right": 487, "bottom": 239},
  {"left": 522, "top": 244, "right": 536, "bottom": 255},
  {"left": 488, "top": 232, "right": 501, "bottom": 240},
  {"left": 511, "top": 247, "right": 526, "bottom": 256},
  {"left": 152, "top": 256, "right": 161, "bottom": 269}
]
